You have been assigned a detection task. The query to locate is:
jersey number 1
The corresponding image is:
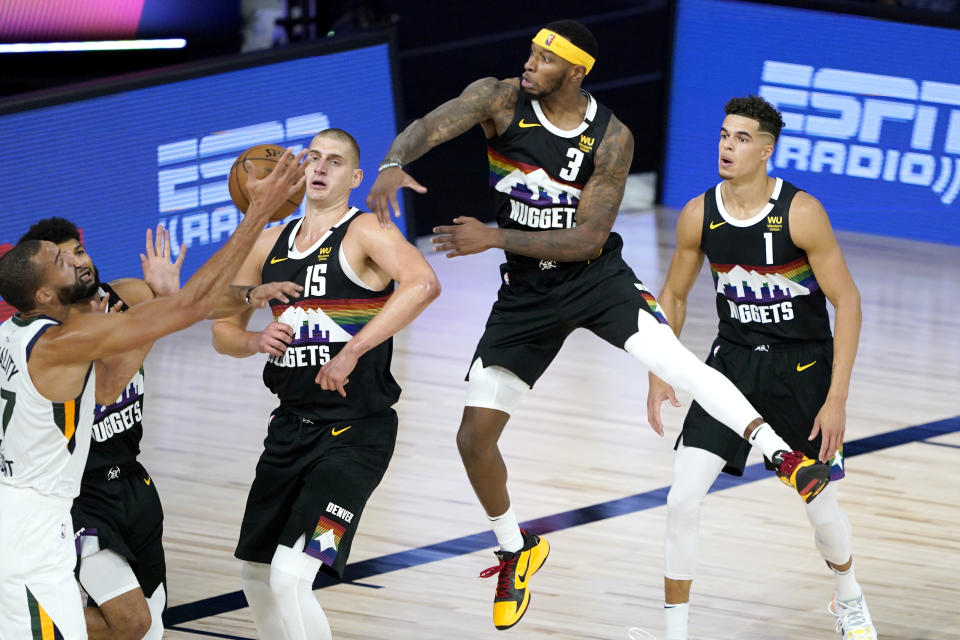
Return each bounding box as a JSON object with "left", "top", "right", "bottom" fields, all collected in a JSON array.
[
  {"left": 763, "top": 232, "right": 774, "bottom": 265},
  {"left": 559, "top": 148, "right": 584, "bottom": 181}
]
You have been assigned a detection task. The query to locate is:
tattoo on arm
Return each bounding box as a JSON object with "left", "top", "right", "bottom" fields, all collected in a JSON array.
[
  {"left": 497, "top": 116, "right": 634, "bottom": 262},
  {"left": 386, "top": 78, "right": 517, "bottom": 164}
]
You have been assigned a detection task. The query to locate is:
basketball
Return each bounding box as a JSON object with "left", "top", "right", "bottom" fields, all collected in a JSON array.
[{"left": 228, "top": 143, "right": 306, "bottom": 222}]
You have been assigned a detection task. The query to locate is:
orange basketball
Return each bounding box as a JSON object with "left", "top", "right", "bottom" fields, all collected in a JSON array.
[{"left": 228, "top": 143, "right": 306, "bottom": 222}]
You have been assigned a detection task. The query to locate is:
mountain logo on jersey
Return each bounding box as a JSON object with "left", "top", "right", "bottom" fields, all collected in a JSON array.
[
  {"left": 273, "top": 294, "right": 392, "bottom": 344},
  {"left": 275, "top": 305, "right": 354, "bottom": 345},
  {"left": 710, "top": 256, "right": 819, "bottom": 303},
  {"left": 488, "top": 147, "right": 582, "bottom": 207}
]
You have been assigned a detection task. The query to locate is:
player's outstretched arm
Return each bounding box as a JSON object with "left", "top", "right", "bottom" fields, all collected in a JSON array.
[
  {"left": 431, "top": 116, "right": 634, "bottom": 262},
  {"left": 33, "top": 149, "right": 307, "bottom": 370},
  {"left": 647, "top": 195, "right": 707, "bottom": 435},
  {"left": 211, "top": 226, "right": 296, "bottom": 357},
  {"left": 367, "top": 77, "right": 518, "bottom": 225},
  {"left": 790, "top": 192, "right": 861, "bottom": 461},
  {"left": 316, "top": 214, "right": 440, "bottom": 396}
]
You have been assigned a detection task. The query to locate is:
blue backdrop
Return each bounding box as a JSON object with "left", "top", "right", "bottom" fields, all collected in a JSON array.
[
  {"left": 0, "top": 42, "right": 400, "bottom": 293},
  {"left": 663, "top": 0, "right": 960, "bottom": 245}
]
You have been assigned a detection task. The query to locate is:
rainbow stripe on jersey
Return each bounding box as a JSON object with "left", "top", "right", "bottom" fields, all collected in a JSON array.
[{"left": 487, "top": 146, "right": 582, "bottom": 208}]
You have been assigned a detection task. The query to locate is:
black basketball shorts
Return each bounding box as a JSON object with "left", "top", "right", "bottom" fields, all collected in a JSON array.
[
  {"left": 235, "top": 407, "right": 398, "bottom": 579},
  {"left": 72, "top": 460, "right": 166, "bottom": 599},
  {"left": 471, "top": 249, "right": 669, "bottom": 387},
  {"left": 678, "top": 337, "right": 844, "bottom": 478}
]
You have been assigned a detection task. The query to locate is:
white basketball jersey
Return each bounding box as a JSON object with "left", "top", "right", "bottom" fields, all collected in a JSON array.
[{"left": 0, "top": 314, "right": 95, "bottom": 499}]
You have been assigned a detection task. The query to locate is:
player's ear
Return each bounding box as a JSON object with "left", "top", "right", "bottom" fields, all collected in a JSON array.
[
  {"left": 761, "top": 143, "right": 774, "bottom": 162},
  {"left": 35, "top": 285, "right": 54, "bottom": 307},
  {"left": 351, "top": 168, "right": 363, "bottom": 189}
]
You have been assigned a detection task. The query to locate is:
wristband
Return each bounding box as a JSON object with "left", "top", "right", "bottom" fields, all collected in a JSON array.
[{"left": 378, "top": 159, "right": 403, "bottom": 173}]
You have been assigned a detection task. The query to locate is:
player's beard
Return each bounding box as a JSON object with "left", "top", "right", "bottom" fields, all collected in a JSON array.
[
  {"left": 56, "top": 280, "right": 90, "bottom": 305},
  {"left": 76, "top": 265, "right": 100, "bottom": 300},
  {"left": 522, "top": 74, "right": 565, "bottom": 100}
]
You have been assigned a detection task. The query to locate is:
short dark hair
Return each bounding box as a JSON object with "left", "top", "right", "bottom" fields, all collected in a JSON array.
[
  {"left": 724, "top": 95, "right": 785, "bottom": 142},
  {"left": 0, "top": 240, "right": 45, "bottom": 312},
  {"left": 315, "top": 128, "right": 361, "bottom": 166},
  {"left": 18, "top": 217, "right": 81, "bottom": 245},
  {"left": 545, "top": 20, "right": 598, "bottom": 61}
]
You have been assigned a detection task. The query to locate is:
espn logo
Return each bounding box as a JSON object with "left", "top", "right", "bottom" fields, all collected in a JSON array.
[{"left": 760, "top": 60, "right": 960, "bottom": 205}]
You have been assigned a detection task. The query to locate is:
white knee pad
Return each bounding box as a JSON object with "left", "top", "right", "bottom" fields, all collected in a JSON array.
[
  {"left": 77, "top": 545, "right": 140, "bottom": 606},
  {"left": 664, "top": 444, "right": 725, "bottom": 580},
  {"left": 241, "top": 561, "right": 287, "bottom": 640},
  {"left": 465, "top": 358, "right": 530, "bottom": 415},
  {"left": 141, "top": 583, "right": 166, "bottom": 640},
  {"left": 803, "top": 484, "right": 852, "bottom": 565},
  {"left": 269, "top": 538, "right": 331, "bottom": 640}
]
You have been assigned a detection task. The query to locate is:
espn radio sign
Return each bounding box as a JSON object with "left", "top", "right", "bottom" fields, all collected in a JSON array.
[{"left": 760, "top": 60, "right": 960, "bottom": 206}]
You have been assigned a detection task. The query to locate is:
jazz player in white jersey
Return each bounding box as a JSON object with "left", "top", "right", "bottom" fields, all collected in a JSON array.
[
  {"left": 0, "top": 150, "right": 307, "bottom": 640},
  {"left": 646, "top": 96, "right": 876, "bottom": 639}
]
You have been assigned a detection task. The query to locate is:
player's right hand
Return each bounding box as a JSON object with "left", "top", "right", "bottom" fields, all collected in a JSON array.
[
  {"left": 258, "top": 322, "right": 294, "bottom": 357},
  {"left": 646, "top": 372, "right": 680, "bottom": 437},
  {"left": 245, "top": 148, "right": 308, "bottom": 220},
  {"left": 248, "top": 281, "right": 303, "bottom": 308},
  {"left": 366, "top": 166, "right": 428, "bottom": 228}
]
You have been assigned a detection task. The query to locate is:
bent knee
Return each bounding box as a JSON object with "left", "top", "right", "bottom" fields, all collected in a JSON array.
[{"left": 666, "top": 487, "right": 704, "bottom": 521}]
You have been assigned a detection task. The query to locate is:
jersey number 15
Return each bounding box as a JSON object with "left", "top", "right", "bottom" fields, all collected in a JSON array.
[{"left": 304, "top": 264, "right": 328, "bottom": 297}]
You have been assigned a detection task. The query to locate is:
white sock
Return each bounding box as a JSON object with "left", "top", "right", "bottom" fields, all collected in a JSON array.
[
  {"left": 489, "top": 507, "right": 524, "bottom": 553},
  {"left": 748, "top": 423, "right": 792, "bottom": 460},
  {"left": 664, "top": 602, "right": 689, "bottom": 640},
  {"left": 831, "top": 563, "right": 862, "bottom": 602}
]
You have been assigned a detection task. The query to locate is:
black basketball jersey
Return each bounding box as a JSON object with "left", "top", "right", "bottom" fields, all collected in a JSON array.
[
  {"left": 261, "top": 208, "right": 400, "bottom": 421},
  {"left": 487, "top": 87, "right": 621, "bottom": 273},
  {"left": 700, "top": 178, "right": 832, "bottom": 346},
  {"left": 87, "top": 282, "right": 145, "bottom": 470}
]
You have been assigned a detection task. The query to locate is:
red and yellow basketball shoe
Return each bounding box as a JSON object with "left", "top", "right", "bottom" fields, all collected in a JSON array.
[
  {"left": 773, "top": 450, "right": 831, "bottom": 503},
  {"left": 479, "top": 529, "right": 550, "bottom": 630}
]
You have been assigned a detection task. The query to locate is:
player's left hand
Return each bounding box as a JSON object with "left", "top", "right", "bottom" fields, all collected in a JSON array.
[
  {"left": 316, "top": 346, "right": 359, "bottom": 397},
  {"left": 432, "top": 217, "right": 496, "bottom": 258},
  {"left": 141, "top": 224, "right": 186, "bottom": 297},
  {"left": 247, "top": 281, "right": 303, "bottom": 308},
  {"left": 809, "top": 394, "right": 846, "bottom": 462}
]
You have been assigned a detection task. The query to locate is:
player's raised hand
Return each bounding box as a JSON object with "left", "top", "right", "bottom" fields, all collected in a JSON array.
[
  {"left": 247, "top": 281, "right": 303, "bottom": 308},
  {"left": 431, "top": 216, "right": 496, "bottom": 258},
  {"left": 257, "top": 322, "right": 294, "bottom": 357},
  {"left": 367, "top": 166, "right": 428, "bottom": 228},
  {"left": 245, "top": 148, "right": 308, "bottom": 220},
  {"left": 646, "top": 372, "right": 680, "bottom": 437},
  {"left": 141, "top": 224, "right": 186, "bottom": 297}
]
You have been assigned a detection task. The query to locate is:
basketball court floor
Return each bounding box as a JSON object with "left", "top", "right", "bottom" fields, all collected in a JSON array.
[{"left": 137, "top": 204, "right": 959, "bottom": 639}]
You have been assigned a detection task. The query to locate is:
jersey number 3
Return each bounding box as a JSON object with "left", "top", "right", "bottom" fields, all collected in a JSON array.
[
  {"left": 559, "top": 147, "right": 584, "bottom": 181},
  {"left": 305, "top": 264, "right": 327, "bottom": 297}
]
